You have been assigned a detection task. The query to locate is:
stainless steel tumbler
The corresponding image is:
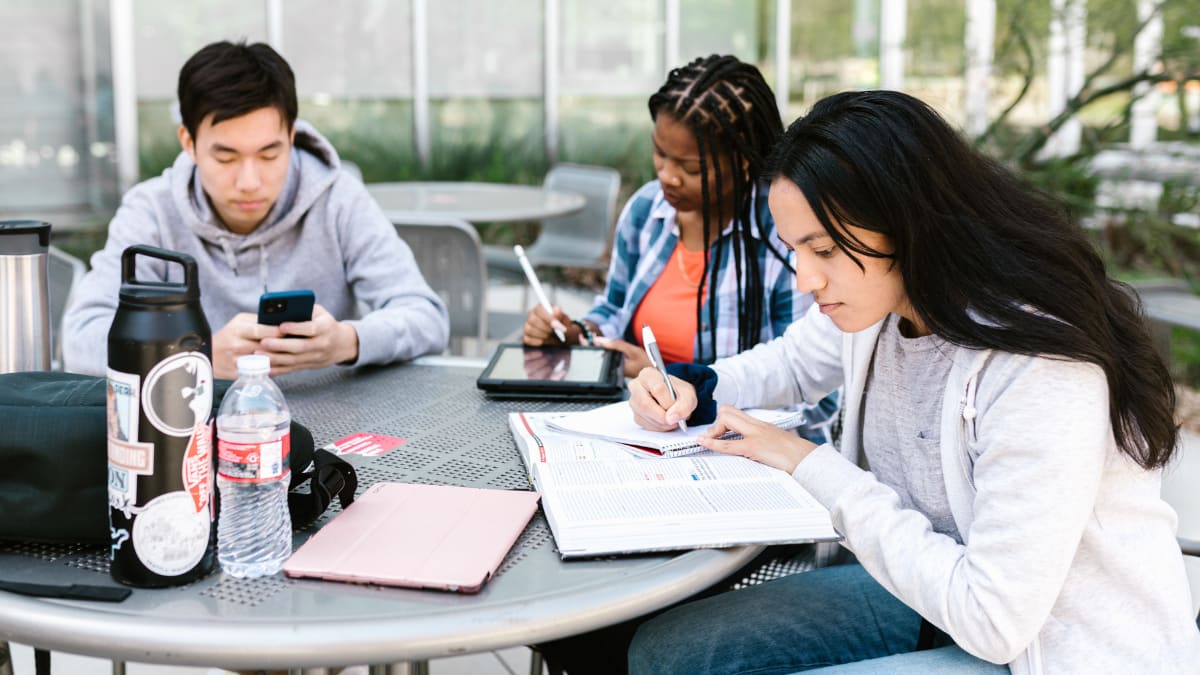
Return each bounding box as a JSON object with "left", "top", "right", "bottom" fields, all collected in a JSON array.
[{"left": 0, "top": 220, "right": 52, "bottom": 373}]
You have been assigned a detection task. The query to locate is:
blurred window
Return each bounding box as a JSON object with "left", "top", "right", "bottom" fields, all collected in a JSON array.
[
  {"left": 285, "top": 0, "right": 411, "bottom": 98},
  {"left": 0, "top": 0, "right": 117, "bottom": 215},
  {"left": 786, "top": 0, "right": 864, "bottom": 120},
  {"left": 680, "top": 0, "right": 761, "bottom": 64}
]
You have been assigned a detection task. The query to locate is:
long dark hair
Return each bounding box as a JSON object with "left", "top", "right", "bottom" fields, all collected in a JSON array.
[
  {"left": 649, "top": 54, "right": 788, "bottom": 360},
  {"left": 765, "top": 90, "right": 1177, "bottom": 468}
]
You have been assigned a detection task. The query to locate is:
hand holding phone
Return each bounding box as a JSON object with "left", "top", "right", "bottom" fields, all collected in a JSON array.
[{"left": 258, "top": 290, "right": 315, "bottom": 326}]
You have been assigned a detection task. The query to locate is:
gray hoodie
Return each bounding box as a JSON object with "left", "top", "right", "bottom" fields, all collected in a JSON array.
[{"left": 63, "top": 121, "right": 449, "bottom": 375}]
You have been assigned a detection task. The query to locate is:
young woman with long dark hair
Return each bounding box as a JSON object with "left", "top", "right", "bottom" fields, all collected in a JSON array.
[{"left": 626, "top": 90, "right": 1200, "bottom": 673}]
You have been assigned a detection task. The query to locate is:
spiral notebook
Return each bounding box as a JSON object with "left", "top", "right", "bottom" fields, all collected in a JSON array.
[{"left": 544, "top": 401, "right": 806, "bottom": 458}]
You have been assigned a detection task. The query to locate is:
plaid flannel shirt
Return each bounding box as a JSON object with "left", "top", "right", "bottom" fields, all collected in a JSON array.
[
  {"left": 584, "top": 179, "right": 805, "bottom": 361},
  {"left": 584, "top": 180, "right": 838, "bottom": 443}
]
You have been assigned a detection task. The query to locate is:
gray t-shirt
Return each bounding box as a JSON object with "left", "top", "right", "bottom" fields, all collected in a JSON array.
[{"left": 862, "top": 314, "right": 962, "bottom": 542}]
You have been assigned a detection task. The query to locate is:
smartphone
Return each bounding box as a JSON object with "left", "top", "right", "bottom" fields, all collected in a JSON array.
[{"left": 258, "top": 290, "right": 315, "bottom": 326}]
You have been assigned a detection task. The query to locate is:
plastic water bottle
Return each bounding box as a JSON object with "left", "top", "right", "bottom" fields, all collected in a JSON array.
[{"left": 216, "top": 354, "right": 291, "bottom": 577}]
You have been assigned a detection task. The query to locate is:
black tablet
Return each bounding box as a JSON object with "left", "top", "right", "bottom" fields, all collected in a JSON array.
[{"left": 476, "top": 343, "right": 624, "bottom": 400}]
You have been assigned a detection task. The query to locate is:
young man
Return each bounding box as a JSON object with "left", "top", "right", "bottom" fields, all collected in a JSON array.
[{"left": 63, "top": 41, "right": 448, "bottom": 379}]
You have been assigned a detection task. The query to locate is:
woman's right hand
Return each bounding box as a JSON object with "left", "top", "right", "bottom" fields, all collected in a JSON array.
[
  {"left": 522, "top": 305, "right": 571, "bottom": 346},
  {"left": 629, "top": 367, "right": 698, "bottom": 432}
]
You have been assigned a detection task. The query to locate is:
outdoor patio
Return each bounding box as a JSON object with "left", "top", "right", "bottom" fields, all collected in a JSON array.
[{"left": 3, "top": 1, "right": 1199, "bottom": 672}]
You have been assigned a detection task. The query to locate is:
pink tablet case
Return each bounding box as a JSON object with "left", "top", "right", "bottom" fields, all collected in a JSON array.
[{"left": 283, "top": 482, "right": 540, "bottom": 593}]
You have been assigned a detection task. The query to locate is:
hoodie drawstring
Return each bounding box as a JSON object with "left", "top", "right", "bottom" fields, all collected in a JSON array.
[
  {"left": 219, "top": 237, "right": 238, "bottom": 276},
  {"left": 259, "top": 245, "right": 269, "bottom": 294},
  {"left": 216, "top": 237, "right": 270, "bottom": 293}
]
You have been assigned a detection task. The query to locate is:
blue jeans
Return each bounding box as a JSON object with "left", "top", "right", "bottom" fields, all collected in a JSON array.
[{"left": 627, "top": 563, "right": 1008, "bottom": 674}]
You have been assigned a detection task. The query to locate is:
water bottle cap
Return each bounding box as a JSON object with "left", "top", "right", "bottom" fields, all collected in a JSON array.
[
  {"left": 236, "top": 354, "right": 271, "bottom": 375},
  {"left": 118, "top": 246, "right": 202, "bottom": 307}
]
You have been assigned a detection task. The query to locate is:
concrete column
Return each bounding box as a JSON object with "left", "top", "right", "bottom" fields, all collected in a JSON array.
[
  {"left": 544, "top": 0, "right": 559, "bottom": 165},
  {"left": 1130, "top": 0, "right": 1163, "bottom": 148},
  {"left": 265, "top": 0, "right": 284, "bottom": 52},
  {"left": 109, "top": 0, "right": 137, "bottom": 192},
  {"left": 411, "top": 0, "right": 430, "bottom": 172},
  {"left": 775, "top": 0, "right": 791, "bottom": 119},
  {"left": 664, "top": 0, "right": 680, "bottom": 72},
  {"left": 1043, "top": 0, "right": 1085, "bottom": 158},
  {"left": 964, "top": 0, "right": 995, "bottom": 137},
  {"left": 879, "top": 0, "right": 907, "bottom": 90}
]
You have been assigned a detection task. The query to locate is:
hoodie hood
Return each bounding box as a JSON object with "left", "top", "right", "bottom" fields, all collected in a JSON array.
[{"left": 166, "top": 120, "right": 342, "bottom": 288}]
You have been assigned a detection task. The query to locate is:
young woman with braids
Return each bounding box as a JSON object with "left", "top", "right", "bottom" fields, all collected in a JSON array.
[
  {"left": 523, "top": 56, "right": 838, "bottom": 440},
  {"left": 625, "top": 90, "right": 1200, "bottom": 673}
]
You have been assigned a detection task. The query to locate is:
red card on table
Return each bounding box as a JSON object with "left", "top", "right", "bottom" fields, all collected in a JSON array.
[{"left": 327, "top": 432, "right": 406, "bottom": 457}]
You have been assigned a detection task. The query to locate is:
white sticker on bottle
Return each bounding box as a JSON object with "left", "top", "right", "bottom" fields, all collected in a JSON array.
[
  {"left": 106, "top": 369, "right": 141, "bottom": 443},
  {"left": 107, "top": 465, "right": 136, "bottom": 513},
  {"left": 132, "top": 491, "right": 210, "bottom": 577},
  {"left": 142, "top": 352, "right": 213, "bottom": 438},
  {"left": 259, "top": 438, "right": 284, "bottom": 479}
]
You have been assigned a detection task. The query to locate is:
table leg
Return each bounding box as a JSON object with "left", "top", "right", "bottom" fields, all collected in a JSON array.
[{"left": 0, "top": 641, "right": 12, "bottom": 675}]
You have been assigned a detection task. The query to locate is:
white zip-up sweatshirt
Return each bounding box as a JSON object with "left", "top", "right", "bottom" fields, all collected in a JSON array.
[{"left": 710, "top": 304, "right": 1200, "bottom": 674}]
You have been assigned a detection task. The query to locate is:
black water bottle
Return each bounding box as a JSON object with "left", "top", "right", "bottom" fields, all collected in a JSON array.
[{"left": 106, "top": 245, "right": 216, "bottom": 587}]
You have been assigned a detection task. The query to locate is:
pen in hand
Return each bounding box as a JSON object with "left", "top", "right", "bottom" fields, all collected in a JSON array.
[
  {"left": 642, "top": 325, "right": 688, "bottom": 433},
  {"left": 514, "top": 245, "right": 567, "bottom": 343}
]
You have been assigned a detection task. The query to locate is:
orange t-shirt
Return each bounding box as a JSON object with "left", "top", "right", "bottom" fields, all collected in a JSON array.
[{"left": 631, "top": 243, "right": 708, "bottom": 364}]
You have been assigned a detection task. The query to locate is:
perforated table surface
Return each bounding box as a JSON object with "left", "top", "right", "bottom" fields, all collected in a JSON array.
[{"left": 0, "top": 357, "right": 759, "bottom": 669}]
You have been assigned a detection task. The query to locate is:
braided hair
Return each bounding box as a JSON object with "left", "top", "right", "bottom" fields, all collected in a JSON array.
[{"left": 648, "top": 54, "right": 788, "bottom": 361}]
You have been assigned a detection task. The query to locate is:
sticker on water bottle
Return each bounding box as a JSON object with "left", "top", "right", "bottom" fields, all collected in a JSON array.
[
  {"left": 142, "top": 352, "right": 213, "bottom": 438},
  {"left": 106, "top": 370, "right": 141, "bottom": 443},
  {"left": 217, "top": 433, "right": 292, "bottom": 483},
  {"left": 132, "top": 490, "right": 211, "bottom": 577},
  {"left": 182, "top": 420, "right": 213, "bottom": 514},
  {"left": 107, "top": 368, "right": 151, "bottom": 515}
]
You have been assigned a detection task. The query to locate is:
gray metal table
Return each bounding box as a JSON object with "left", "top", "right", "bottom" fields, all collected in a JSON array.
[
  {"left": 0, "top": 358, "right": 759, "bottom": 670},
  {"left": 365, "top": 182, "right": 585, "bottom": 223}
]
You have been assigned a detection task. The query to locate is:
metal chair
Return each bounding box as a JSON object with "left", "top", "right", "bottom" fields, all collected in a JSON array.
[
  {"left": 47, "top": 245, "right": 86, "bottom": 371},
  {"left": 1129, "top": 281, "right": 1200, "bottom": 625},
  {"left": 1161, "top": 426, "right": 1200, "bottom": 627},
  {"left": 1183, "top": 537, "right": 1200, "bottom": 630},
  {"left": 486, "top": 163, "right": 621, "bottom": 301},
  {"left": 393, "top": 218, "right": 488, "bottom": 357}
]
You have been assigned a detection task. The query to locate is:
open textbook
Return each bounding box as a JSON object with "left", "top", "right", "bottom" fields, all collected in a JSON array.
[
  {"left": 544, "top": 400, "right": 807, "bottom": 458},
  {"left": 510, "top": 411, "right": 840, "bottom": 559}
]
